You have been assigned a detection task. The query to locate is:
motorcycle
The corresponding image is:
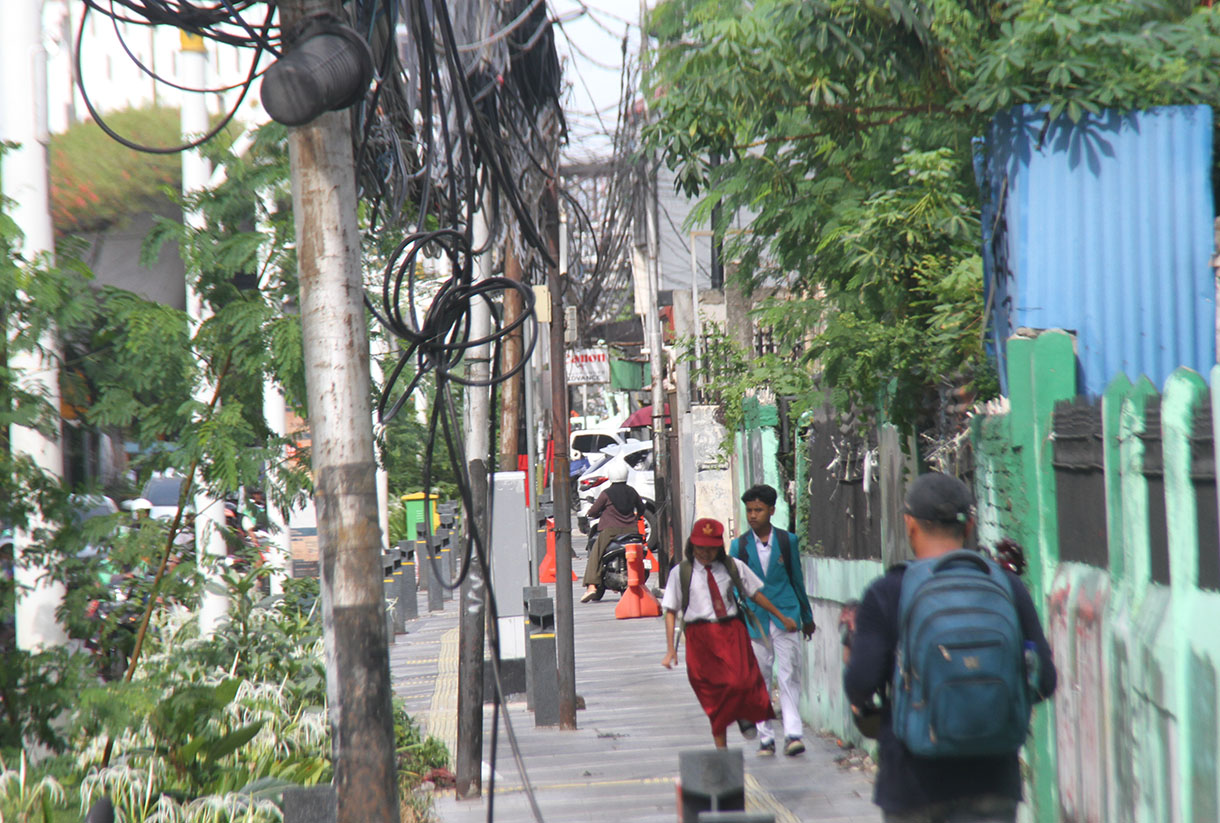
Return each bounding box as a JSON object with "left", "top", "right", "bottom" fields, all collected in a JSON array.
[{"left": 587, "top": 530, "right": 660, "bottom": 601}]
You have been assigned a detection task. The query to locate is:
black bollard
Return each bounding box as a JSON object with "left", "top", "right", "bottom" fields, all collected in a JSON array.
[
  {"left": 526, "top": 595, "right": 559, "bottom": 727},
  {"left": 396, "top": 540, "right": 418, "bottom": 620}
]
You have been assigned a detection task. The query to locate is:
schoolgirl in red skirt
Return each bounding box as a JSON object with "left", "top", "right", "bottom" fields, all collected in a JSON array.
[{"left": 661, "top": 518, "right": 797, "bottom": 747}]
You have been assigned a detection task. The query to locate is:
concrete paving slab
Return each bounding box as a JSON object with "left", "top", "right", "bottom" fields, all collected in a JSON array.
[{"left": 390, "top": 552, "right": 879, "bottom": 823}]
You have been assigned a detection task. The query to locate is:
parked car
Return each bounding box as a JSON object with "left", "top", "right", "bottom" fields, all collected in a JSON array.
[
  {"left": 136, "top": 474, "right": 190, "bottom": 521},
  {"left": 570, "top": 428, "right": 640, "bottom": 468},
  {"left": 576, "top": 441, "right": 655, "bottom": 531},
  {"left": 570, "top": 428, "right": 641, "bottom": 509}
]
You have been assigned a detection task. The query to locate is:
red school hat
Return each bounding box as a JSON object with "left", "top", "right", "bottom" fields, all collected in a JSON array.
[{"left": 690, "top": 517, "right": 725, "bottom": 548}]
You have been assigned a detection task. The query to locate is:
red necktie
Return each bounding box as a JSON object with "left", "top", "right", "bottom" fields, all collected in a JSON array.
[{"left": 706, "top": 565, "right": 728, "bottom": 618}]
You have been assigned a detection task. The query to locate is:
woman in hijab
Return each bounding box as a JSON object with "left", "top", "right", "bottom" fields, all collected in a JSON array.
[{"left": 580, "top": 461, "right": 646, "bottom": 603}]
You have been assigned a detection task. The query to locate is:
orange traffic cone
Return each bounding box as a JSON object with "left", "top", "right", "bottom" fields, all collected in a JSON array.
[
  {"left": 539, "top": 517, "right": 577, "bottom": 583},
  {"left": 615, "top": 540, "right": 661, "bottom": 618}
]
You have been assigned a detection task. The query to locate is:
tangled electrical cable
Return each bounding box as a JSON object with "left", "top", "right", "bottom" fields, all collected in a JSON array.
[
  {"left": 369, "top": 2, "right": 563, "bottom": 819},
  {"left": 77, "top": 1, "right": 575, "bottom": 819}
]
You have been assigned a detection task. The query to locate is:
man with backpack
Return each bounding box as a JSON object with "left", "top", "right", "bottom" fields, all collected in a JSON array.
[
  {"left": 843, "top": 472, "right": 1057, "bottom": 823},
  {"left": 661, "top": 517, "right": 797, "bottom": 748},
  {"left": 732, "top": 484, "right": 816, "bottom": 757}
]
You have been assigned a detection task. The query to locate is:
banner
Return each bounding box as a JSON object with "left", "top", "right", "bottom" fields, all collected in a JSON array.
[{"left": 566, "top": 348, "right": 610, "bottom": 385}]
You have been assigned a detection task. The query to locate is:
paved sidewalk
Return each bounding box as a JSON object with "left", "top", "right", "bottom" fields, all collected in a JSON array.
[{"left": 390, "top": 556, "right": 878, "bottom": 823}]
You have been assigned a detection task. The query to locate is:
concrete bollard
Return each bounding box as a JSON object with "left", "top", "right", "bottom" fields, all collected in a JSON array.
[
  {"left": 283, "top": 785, "right": 336, "bottom": 823},
  {"left": 418, "top": 536, "right": 444, "bottom": 612},
  {"left": 396, "top": 540, "right": 418, "bottom": 621},
  {"left": 381, "top": 553, "right": 398, "bottom": 642},
  {"left": 522, "top": 584, "right": 548, "bottom": 710},
  {"left": 678, "top": 749, "right": 745, "bottom": 822},
  {"left": 526, "top": 595, "right": 559, "bottom": 727},
  {"left": 437, "top": 532, "right": 453, "bottom": 603}
]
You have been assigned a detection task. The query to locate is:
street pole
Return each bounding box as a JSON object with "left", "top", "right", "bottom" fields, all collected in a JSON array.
[
  {"left": 638, "top": 4, "right": 673, "bottom": 572},
  {"left": 499, "top": 236, "right": 524, "bottom": 467},
  {"left": 4, "top": 0, "right": 68, "bottom": 651},
  {"left": 280, "top": 2, "right": 397, "bottom": 820},
  {"left": 179, "top": 32, "right": 230, "bottom": 635},
  {"left": 548, "top": 182, "right": 577, "bottom": 729},
  {"left": 456, "top": 194, "right": 493, "bottom": 798}
]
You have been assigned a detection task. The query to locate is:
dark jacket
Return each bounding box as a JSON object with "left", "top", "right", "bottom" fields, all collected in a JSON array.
[
  {"left": 842, "top": 561, "right": 1057, "bottom": 814},
  {"left": 588, "top": 482, "right": 645, "bottom": 531}
]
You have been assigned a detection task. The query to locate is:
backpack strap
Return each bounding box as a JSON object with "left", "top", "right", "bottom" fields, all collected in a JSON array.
[
  {"left": 722, "top": 556, "right": 773, "bottom": 653},
  {"left": 774, "top": 529, "right": 812, "bottom": 627}
]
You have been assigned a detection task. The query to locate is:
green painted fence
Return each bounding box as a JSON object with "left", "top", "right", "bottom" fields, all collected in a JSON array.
[{"left": 742, "top": 330, "right": 1220, "bottom": 822}]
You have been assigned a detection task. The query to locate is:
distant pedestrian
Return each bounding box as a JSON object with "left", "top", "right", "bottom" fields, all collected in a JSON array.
[
  {"left": 732, "top": 484, "right": 815, "bottom": 756},
  {"left": 843, "top": 472, "right": 1057, "bottom": 822},
  {"left": 661, "top": 517, "right": 797, "bottom": 748},
  {"left": 581, "top": 462, "right": 646, "bottom": 603}
]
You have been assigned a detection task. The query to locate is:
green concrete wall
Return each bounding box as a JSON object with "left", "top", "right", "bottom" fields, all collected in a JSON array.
[{"left": 740, "top": 336, "right": 1220, "bottom": 823}]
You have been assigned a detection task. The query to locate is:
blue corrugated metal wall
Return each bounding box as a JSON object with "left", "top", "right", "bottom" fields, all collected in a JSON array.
[{"left": 980, "top": 106, "right": 1216, "bottom": 397}]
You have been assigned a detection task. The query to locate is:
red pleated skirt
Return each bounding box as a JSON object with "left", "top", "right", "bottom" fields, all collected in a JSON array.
[{"left": 684, "top": 618, "right": 776, "bottom": 736}]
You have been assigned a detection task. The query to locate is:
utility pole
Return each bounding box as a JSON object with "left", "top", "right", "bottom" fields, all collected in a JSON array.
[
  {"left": 456, "top": 193, "right": 493, "bottom": 798},
  {"left": 179, "top": 32, "right": 230, "bottom": 635},
  {"left": 4, "top": 0, "right": 68, "bottom": 651},
  {"left": 499, "top": 236, "right": 524, "bottom": 468},
  {"left": 548, "top": 181, "right": 577, "bottom": 729},
  {"left": 279, "top": 1, "right": 398, "bottom": 820},
  {"left": 639, "top": 0, "right": 673, "bottom": 571}
]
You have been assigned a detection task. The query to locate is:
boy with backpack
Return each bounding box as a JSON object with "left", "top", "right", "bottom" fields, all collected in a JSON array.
[
  {"left": 732, "top": 484, "right": 816, "bottom": 756},
  {"left": 661, "top": 517, "right": 797, "bottom": 748},
  {"left": 843, "top": 472, "right": 1057, "bottom": 822}
]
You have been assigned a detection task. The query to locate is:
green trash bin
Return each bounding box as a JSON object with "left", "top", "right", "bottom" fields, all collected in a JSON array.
[{"left": 401, "top": 492, "right": 440, "bottom": 540}]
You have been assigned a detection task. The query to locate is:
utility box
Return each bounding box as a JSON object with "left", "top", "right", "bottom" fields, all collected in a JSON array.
[
  {"left": 491, "top": 471, "right": 530, "bottom": 660},
  {"left": 400, "top": 492, "right": 439, "bottom": 543}
]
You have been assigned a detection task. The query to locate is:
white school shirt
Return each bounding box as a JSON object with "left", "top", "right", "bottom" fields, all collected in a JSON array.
[
  {"left": 753, "top": 528, "right": 773, "bottom": 572},
  {"left": 661, "top": 557, "right": 764, "bottom": 621}
]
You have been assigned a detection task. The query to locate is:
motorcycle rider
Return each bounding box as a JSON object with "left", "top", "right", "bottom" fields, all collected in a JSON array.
[{"left": 581, "top": 462, "right": 646, "bottom": 603}]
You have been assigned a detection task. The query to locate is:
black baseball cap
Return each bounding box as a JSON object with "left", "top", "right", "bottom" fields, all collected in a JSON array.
[{"left": 903, "top": 472, "right": 974, "bottom": 524}]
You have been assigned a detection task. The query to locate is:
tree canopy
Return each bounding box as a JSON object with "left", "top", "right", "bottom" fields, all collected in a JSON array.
[{"left": 646, "top": 0, "right": 1220, "bottom": 433}]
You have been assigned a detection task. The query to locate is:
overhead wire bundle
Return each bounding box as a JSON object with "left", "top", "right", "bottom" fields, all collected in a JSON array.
[
  {"left": 73, "top": 1, "right": 571, "bottom": 818},
  {"left": 74, "top": 0, "right": 281, "bottom": 153},
  {"left": 366, "top": 3, "right": 565, "bottom": 818}
]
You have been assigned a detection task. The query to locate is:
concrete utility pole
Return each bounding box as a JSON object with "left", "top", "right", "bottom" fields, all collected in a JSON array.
[
  {"left": 639, "top": 0, "right": 673, "bottom": 570},
  {"left": 179, "top": 32, "right": 230, "bottom": 635},
  {"left": 456, "top": 197, "right": 493, "bottom": 798},
  {"left": 280, "top": 1, "right": 397, "bottom": 820},
  {"left": 4, "top": 0, "right": 68, "bottom": 651},
  {"left": 548, "top": 181, "right": 577, "bottom": 729}
]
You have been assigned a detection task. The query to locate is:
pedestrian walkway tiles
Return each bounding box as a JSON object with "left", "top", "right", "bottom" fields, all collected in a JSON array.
[{"left": 391, "top": 561, "right": 877, "bottom": 823}]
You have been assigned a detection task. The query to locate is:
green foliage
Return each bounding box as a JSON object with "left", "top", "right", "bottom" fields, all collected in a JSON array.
[
  {"left": 0, "top": 752, "right": 67, "bottom": 823},
  {"left": 378, "top": 366, "right": 460, "bottom": 504},
  {"left": 646, "top": 0, "right": 1220, "bottom": 433},
  {"left": 1, "top": 115, "right": 445, "bottom": 823},
  {"left": 49, "top": 107, "right": 182, "bottom": 235},
  {"left": 679, "top": 323, "right": 814, "bottom": 449}
]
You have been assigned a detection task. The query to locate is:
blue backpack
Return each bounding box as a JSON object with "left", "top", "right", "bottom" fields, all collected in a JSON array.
[{"left": 891, "top": 550, "right": 1031, "bottom": 758}]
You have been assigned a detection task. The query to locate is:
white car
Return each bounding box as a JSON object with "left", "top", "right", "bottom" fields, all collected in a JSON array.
[
  {"left": 570, "top": 428, "right": 637, "bottom": 472},
  {"left": 576, "top": 440, "right": 655, "bottom": 529},
  {"left": 137, "top": 475, "right": 191, "bottom": 521}
]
